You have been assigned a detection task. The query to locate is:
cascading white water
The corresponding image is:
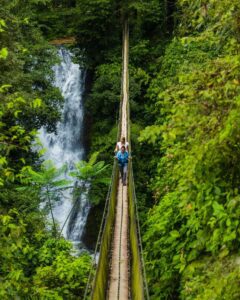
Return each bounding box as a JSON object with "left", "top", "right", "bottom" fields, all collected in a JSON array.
[{"left": 38, "top": 48, "right": 90, "bottom": 248}]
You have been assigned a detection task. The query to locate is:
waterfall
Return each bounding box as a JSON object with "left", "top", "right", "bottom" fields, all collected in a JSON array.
[{"left": 38, "top": 48, "right": 90, "bottom": 249}]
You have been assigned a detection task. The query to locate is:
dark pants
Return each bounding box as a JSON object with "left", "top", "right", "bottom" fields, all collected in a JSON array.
[{"left": 119, "top": 164, "right": 128, "bottom": 185}]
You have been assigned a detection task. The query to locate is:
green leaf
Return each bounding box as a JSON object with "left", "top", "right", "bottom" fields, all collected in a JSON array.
[
  {"left": 33, "top": 98, "right": 42, "bottom": 108},
  {"left": 0, "top": 47, "right": 8, "bottom": 59},
  {"left": 0, "top": 19, "right": 6, "bottom": 32},
  {"left": 170, "top": 230, "right": 180, "bottom": 239},
  {"left": 14, "top": 110, "right": 22, "bottom": 118},
  {"left": 0, "top": 84, "right": 12, "bottom": 92},
  {"left": 219, "top": 247, "right": 229, "bottom": 259}
]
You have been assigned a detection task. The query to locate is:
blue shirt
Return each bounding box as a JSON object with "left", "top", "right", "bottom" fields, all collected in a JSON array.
[{"left": 116, "top": 151, "right": 128, "bottom": 166}]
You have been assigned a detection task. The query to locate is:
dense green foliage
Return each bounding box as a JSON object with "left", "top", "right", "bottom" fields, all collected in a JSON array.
[
  {"left": 0, "top": 1, "right": 93, "bottom": 298},
  {"left": 1, "top": 0, "right": 240, "bottom": 298},
  {"left": 139, "top": 0, "right": 240, "bottom": 298},
  {"left": 69, "top": 151, "right": 110, "bottom": 204},
  {"left": 0, "top": 211, "right": 91, "bottom": 298}
]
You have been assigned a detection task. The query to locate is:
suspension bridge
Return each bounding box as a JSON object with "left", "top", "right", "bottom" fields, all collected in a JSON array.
[{"left": 84, "top": 20, "right": 149, "bottom": 300}]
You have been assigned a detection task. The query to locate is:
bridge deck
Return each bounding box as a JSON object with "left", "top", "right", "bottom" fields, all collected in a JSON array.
[
  {"left": 107, "top": 22, "right": 129, "bottom": 300},
  {"left": 108, "top": 185, "right": 129, "bottom": 299}
]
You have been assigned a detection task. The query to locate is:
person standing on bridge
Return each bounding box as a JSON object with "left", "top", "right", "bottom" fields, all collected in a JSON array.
[
  {"left": 116, "top": 145, "right": 128, "bottom": 186},
  {"left": 114, "top": 136, "right": 129, "bottom": 154}
]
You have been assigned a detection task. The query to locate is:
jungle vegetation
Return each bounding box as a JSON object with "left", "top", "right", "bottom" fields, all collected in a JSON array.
[{"left": 1, "top": 0, "right": 240, "bottom": 299}]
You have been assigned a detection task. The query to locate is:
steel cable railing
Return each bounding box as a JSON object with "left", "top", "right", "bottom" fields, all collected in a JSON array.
[
  {"left": 128, "top": 162, "right": 150, "bottom": 300},
  {"left": 127, "top": 101, "right": 150, "bottom": 299},
  {"left": 83, "top": 31, "right": 124, "bottom": 299},
  {"left": 83, "top": 101, "right": 122, "bottom": 300},
  {"left": 83, "top": 161, "right": 117, "bottom": 300},
  {"left": 126, "top": 18, "right": 149, "bottom": 298},
  {"left": 84, "top": 18, "right": 149, "bottom": 300}
]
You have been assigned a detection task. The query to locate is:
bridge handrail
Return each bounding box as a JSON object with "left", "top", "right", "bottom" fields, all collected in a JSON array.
[
  {"left": 128, "top": 160, "right": 150, "bottom": 300},
  {"left": 83, "top": 63, "right": 123, "bottom": 300},
  {"left": 84, "top": 18, "right": 149, "bottom": 300},
  {"left": 125, "top": 19, "right": 149, "bottom": 299},
  {"left": 127, "top": 100, "right": 150, "bottom": 300},
  {"left": 83, "top": 160, "right": 118, "bottom": 299},
  {"left": 83, "top": 27, "right": 124, "bottom": 300}
]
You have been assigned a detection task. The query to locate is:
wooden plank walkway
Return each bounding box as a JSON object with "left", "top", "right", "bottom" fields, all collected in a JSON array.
[{"left": 107, "top": 22, "right": 129, "bottom": 300}]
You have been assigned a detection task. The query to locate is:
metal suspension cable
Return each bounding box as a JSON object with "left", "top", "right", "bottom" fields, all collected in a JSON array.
[
  {"left": 83, "top": 162, "right": 116, "bottom": 300},
  {"left": 127, "top": 91, "right": 150, "bottom": 300},
  {"left": 126, "top": 18, "right": 149, "bottom": 299},
  {"left": 83, "top": 67, "right": 123, "bottom": 299},
  {"left": 130, "top": 165, "right": 150, "bottom": 300}
]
